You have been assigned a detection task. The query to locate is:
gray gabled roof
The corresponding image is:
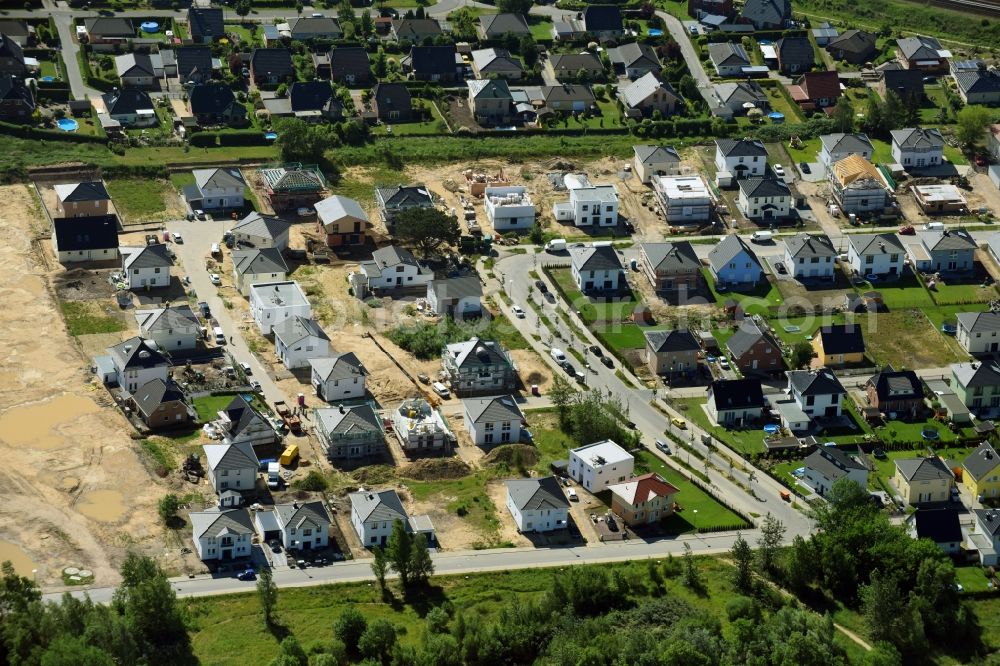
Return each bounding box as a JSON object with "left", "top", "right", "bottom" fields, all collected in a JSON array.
[
  {"left": 190, "top": 509, "right": 254, "bottom": 540},
  {"left": 54, "top": 181, "right": 110, "bottom": 203},
  {"left": 316, "top": 404, "right": 381, "bottom": 437},
  {"left": 445, "top": 338, "right": 512, "bottom": 370},
  {"left": 955, "top": 69, "right": 1000, "bottom": 95},
  {"left": 976, "top": 507, "right": 1000, "bottom": 536},
  {"left": 350, "top": 489, "right": 408, "bottom": 523},
  {"left": 316, "top": 195, "right": 369, "bottom": 226},
  {"left": 231, "top": 247, "right": 288, "bottom": 277},
  {"left": 897, "top": 35, "right": 944, "bottom": 61},
  {"left": 891, "top": 127, "right": 944, "bottom": 150},
  {"left": 820, "top": 132, "right": 874, "bottom": 155},
  {"left": 131, "top": 378, "right": 184, "bottom": 418},
  {"left": 468, "top": 78, "right": 513, "bottom": 100},
  {"left": 726, "top": 318, "right": 780, "bottom": 359},
  {"left": 608, "top": 42, "right": 659, "bottom": 69},
  {"left": 464, "top": 394, "right": 524, "bottom": 424},
  {"left": 788, "top": 369, "right": 846, "bottom": 396},
  {"left": 273, "top": 316, "right": 329, "bottom": 347},
  {"left": 785, "top": 233, "right": 836, "bottom": 259},
  {"left": 310, "top": 352, "right": 366, "bottom": 382},
  {"left": 964, "top": 443, "right": 1000, "bottom": 481},
  {"left": 122, "top": 243, "right": 173, "bottom": 269},
  {"left": 633, "top": 144, "right": 680, "bottom": 165},
  {"left": 708, "top": 234, "right": 761, "bottom": 272},
  {"left": 645, "top": 328, "right": 700, "bottom": 353},
  {"left": 372, "top": 244, "right": 420, "bottom": 268},
  {"left": 233, "top": 211, "right": 290, "bottom": 240},
  {"left": 204, "top": 440, "right": 259, "bottom": 472},
  {"left": 549, "top": 52, "right": 603, "bottom": 73},
  {"left": 479, "top": 12, "right": 530, "bottom": 36},
  {"left": 506, "top": 476, "right": 569, "bottom": 511},
  {"left": 776, "top": 36, "right": 814, "bottom": 66},
  {"left": 739, "top": 0, "right": 790, "bottom": 27},
  {"left": 642, "top": 241, "right": 699, "bottom": 272},
  {"left": 619, "top": 72, "right": 680, "bottom": 109},
  {"left": 274, "top": 501, "right": 330, "bottom": 532},
  {"left": 738, "top": 177, "right": 790, "bottom": 198},
  {"left": 135, "top": 305, "right": 199, "bottom": 333},
  {"left": 714, "top": 81, "right": 767, "bottom": 105},
  {"left": 194, "top": 167, "right": 245, "bottom": 191},
  {"left": 115, "top": 52, "right": 156, "bottom": 77},
  {"left": 957, "top": 311, "right": 1000, "bottom": 334},
  {"left": 108, "top": 336, "right": 170, "bottom": 370},
  {"left": 804, "top": 446, "right": 865, "bottom": 481},
  {"left": 826, "top": 29, "right": 876, "bottom": 56},
  {"left": 428, "top": 276, "right": 483, "bottom": 301},
  {"left": 918, "top": 229, "right": 977, "bottom": 252},
  {"left": 470, "top": 48, "right": 523, "bottom": 75},
  {"left": 716, "top": 138, "right": 767, "bottom": 158},
  {"left": 954, "top": 361, "right": 1000, "bottom": 390},
  {"left": 708, "top": 42, "right": 750, "bottom": 67},
  {"left": 895, "top": 456, "right": 952, "bottom": 483},
  {"left": 848, "top": 233, "right": 905, "bottom": 256},
  {"left": 570, "top": 244, "right": 624, "bottom": 273}
]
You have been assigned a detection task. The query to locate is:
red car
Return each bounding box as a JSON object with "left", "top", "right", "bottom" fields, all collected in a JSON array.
[{"left": 898, "top": 225, "right": 915, "bottom": 235}]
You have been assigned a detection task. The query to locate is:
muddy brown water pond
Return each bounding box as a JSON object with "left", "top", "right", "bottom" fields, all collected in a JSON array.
[{"left": 0, "top": 394, "right": 100, "bottom": 450}]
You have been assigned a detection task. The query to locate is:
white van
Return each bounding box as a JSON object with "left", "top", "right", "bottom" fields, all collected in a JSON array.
[
  {"left": 567, "top": 488, "right": 578, "bottom": 501},
  {"left": 751, "top": 231, "right": 773, "bottom": 243},
  {"left": 924, "top": 222, "right": 945, "bottom": 231},
  {"left": 213, "top": 326, "right": 225, "bottom": 345},
  {"left": 431, "top": 382, "right": 451, "bottom": 398},
  {"left": 545, "top": 238, "right": 567, "bottom": 252},
  {"left": 211, "top": 243, "right": 221, "bottom": 257},
  {"left": 550, "top": 348, "right": 567, "bottom": 363}
]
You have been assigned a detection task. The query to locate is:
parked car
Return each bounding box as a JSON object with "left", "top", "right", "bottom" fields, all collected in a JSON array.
[
  {"left": 898, "top": 224, "right": 915, "bottom": 235},
  {"left": 534, "top": 280, "right": 548, "bottom": 293},
  {"left": 567, "top": 488, "right": 578, "bottom": 501},
  {"left": 210, "top": 273, "right": 222, "bottom": 285},
  {"left": 240, "top": 362, "right": 252, "bottom": 375},
  {"left": 561, "top": 362, "right": 576, "bottom": 376},
  {"left": 976, "top": 155, "right": 988, "bottom": 167},
  {"left": 194, "top": 209, "right": 206, "bottom": 221},
  {"left": 268, "top": 540, "right": 281, "bottom": 552},
  {"left": 588, "top": 345, "right": 602, "bottom": 357},
  {"left": 172, "top": 232, "right": 184, "bottom": 243},
  {"left": 671, "top": 417, "right": 686, "bottom": 429},
  {"left": 236, "top": 568, "right": 256, "bottom": 581},
  {"left": 655, "top": 439, "right": 671, "bottom": 454},
  {"left": 773, "top": 164, "right": 785, "bottom": 178},
  {"left": 511, "top": 305, "right": 525, "bottom": 318},
  {"left": 775, "top": 261, "right": 787, "bottom": 274},
  {"left": 799, "top": 161, "right": 810, "bottom": 174},
  {"left": 432, "top": 381, "right": 450, "bottom": 398},
  {"left": 249, "top": 380, "right": 262, "bottom": 393},
  {"left": 600, "top": 356, "right": 614, "bottom": 369}
]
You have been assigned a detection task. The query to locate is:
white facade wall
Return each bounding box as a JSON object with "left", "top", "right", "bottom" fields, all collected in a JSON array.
[
  {"left": 568, "top": 449, "right": 635, "bottom": 493},
  {"left": 363, "top": 263, "right": 432, "bottom": 290},
  {"left": 484, "top": 186, "right": 535, "bottom": 231},
  {"left": 249, "top": 283, "right": 312, "bottom": 335},
  {"left": 201, "top": 185, "right": 245, "bottom": 210},
  {"left": 714, "top": 150, "right": 766, "bottom": 178},
  {"left": 116, "top": 363, "right": 169, "bottom": 396},
  {"left": 505, "top": 493, "right": 568, "bottom": 532},
  {"left": 465, "top": 416, "right": 523, "bottom": 446},
  {"left": 848, "top": 246, "right": 904, "bottom": 276},
  {"left": 738, "top": 189, "right": 791, "bottom": 220},
  {"left": 571, "top": 263, "right": 622, "bottom": 292},
  {"left": 207, "top": 464, "right": 257, "bottom": 493},
  {"left": 195, "top": 530, "right": 251, "bottom": 561},
  {"left": 958, "top": 324, "right": 1000, "bottom": 354},
  {"left": 784, "top": 248, "right": 835, "bottom": 279},
  {"left": 351, "top": 507, "right": 397, "bottom": 547},
  {"left": 58, "top": 248, "right": 117, "bottom": 263},
  {"left": 126, "top": 264, "right": 170, "bottom": 289},
  {"left": 276, "top": 333, "right": 330, "bottom": 369},
  {"left": 312, "top": 367, "right": 367, "bottom": 402}
]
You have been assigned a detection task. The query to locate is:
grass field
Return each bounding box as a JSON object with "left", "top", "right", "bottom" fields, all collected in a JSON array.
[
  {"left": 548, "top": 267, "right": 640, "bottom": 324},
  {"left": 856, "top": 310, "right": 968, "bottom": 369},
  {"left": 58, "top": 301, "right": 127, "bottom": 336},
  {"left": 191, "top": 393, "right": 243, "bottom": 423},
  {"left": 105, "top": 178, "right": 169, "bottom": 219},
  {"left": 674, "top": 397, "right": 770, "bottom": 455},
  {"left": 527, "top": 16, "right": 553, "bottom": 41},
  {"left": 929, "top": 280, "right": 999, "bottom": 306},
  {"left": 406, "top": 471, "right": 502, "bottom": 538},
  {"left": 702, "top": 268, "right": 784, "bottom": 316}
]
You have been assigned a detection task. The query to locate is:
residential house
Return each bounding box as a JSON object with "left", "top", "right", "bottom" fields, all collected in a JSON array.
[
  {"left": 249, "top": 281, "right": 312, "bottom": 335},
  {"left": 955, "top": 68, "right": 1000, "bottom": 105},
  {"left": 645, "top": 328, "right": 701, "bottom": 377},
  {"left": 818, "top": 132, "right": 874, "bottom": 168},
  {"left": 371, "top": 82, "right": 412, "bottom": 122},
  {"left": 714, "top": 138, "right": 768, "bottom": 179},
  {"left": 130, "top": 378, "right": 188, "bottom": 430},
  {"left": 107, "top": 337, "right": 170, "bottom": 395},
  {"left": 463, "top": 395, "right": 524, "bottom": 446},
  {"left": 847, "top": 233, "right": 905, "bottom": 277},
  {"left": 953, "top": 361, "right": 1000, "bottom": 417},
  {"left": 829, "top": 155, "right": 891, "bottom": 216},
  {"left": 726, "top": 317, "right": 784, "bottom": 374},
  {"left": 912, "top": 508, "right": 962, "bottom": 554},
  {"left": 878, "top": 68, "right": 925, "bottom": 101},
  {"left": 543, "top": 84, "right": 595, "bottom": 112},
  {"left": 812, "top": 323, "right": 865, "bottom": 366},
  {"left": 51, "top": 215, "right": 118, "bottom": 264},
  {"left": 618, "top": 73, "right": 682, "bottom": 118},
  {"left": 188, "top": 7, "right": 224, "bottom": 43},
  {"left": 204, "top": 441, "right": 259, "bottom": 494},
  {"left": 0, "top": 21, "right": 33, "bottom": 47},
  {"left": 708, "top": 234, "right": 764, "bottom": 286},
  {"left": 632, "top": 145, "right": 681, "bottom": 184},
  {"left": 787, "top": 369, "right": 847, "bottom": 419},
  {"left": 788, "top": 70, "right": 841, "bottom": 110},
  {"left": 569, "top": 243, "right": 626, "bottom": 294},
  {"left": 190, "top": 509, "right": 254, "bottom": 561},
  {"left": 906, "top": 228, "right": 976, "bottom": 273},
  {"left": 897, "top": 35, "right": 950, "bottom": 73},
  {"left": 102, "top": 88, "right": 157, "bottom": 127},
  {"left": 991, "top": 230, "right": 1000, "bottom": 267},
  {"left": 83, "top": 17, "right": 134, "bottom": 50},
  {"left": 288, "top": 16, "right": 343, "bottom": 40},
  {"left": 0, "top": 73, "right": 33, "bottom": 123},
  {"left": 249, "top": 48, "right": 294, "bottom": 86},
  {"left": 608, "top": 42, "right": 661, "bottom": 79},
  {"left": 273, "top": 316, "right": 330, "bottom": 370},
  {"left": 288, "top": 81, "right": 342, "bottom": 120},
  {"left": 652, "top": 175, "right": 712, "bottom": 223},
  {"left": 505, "top": 476, "right": 570, "bottom": 533},
  {"left": 963, "top": 443, "right": 1000, "bottom": 501},
  {"left": 264, "top": 501, "right": 331, "bottom": 552},
  {"left": 315, "top": 404, "right": 383, "bottom": 460},
  {"left": 349, "top": 489, "right": 409, "bottom": 547},
  {"left": 329, "top": 46, "right": 371, "bottom": 86},
  {"left": 484, "top": 186, "right": 535, "bottom": 231},
  {"left": 478, "top": 13, "right": 531, "bottom": 39},
  {"left": 712, "top": 81, "right": 769, "bottom": 116},
  {"left": 135, "top": 304, "right": 200, "bottom": 351},
  {"left": 408, "top": 45, "right": 460, "bottom": 83},
  {"left": 801, "top": 447, "right": 868, "bottom": 496},
  {"left": 639, "top": 241, "right": 701, "bottom": 293},
  {"left": 608, "top": 473, "right": 679, "bottom": 526},
  {"left": 688, "top": 0, "right": 733, "bottom": 18},
  {"left": 811, "top": 23, "right": 839, "bottom": 46},
  {"left": 231, "top": 248, "right": 289, "bottom": 296},
  {"left": 547, "top": 52, "right": 605, "bottom": 82},
  {"left": 891, "top": 127, "right": 945, "bottom": 169},
  {"left": 568, "top": 440, "right": 634, "bottom": 493},
  {"left": 973, "top": 508, "right": 1000, "bottom": 565},
  {"left": 913, "top": 184, "right": 968, "bottom": 214},
  {"left": 783, "top": 233, "right": 836, "bottom": 279},
  {"left": 551, "top": 19, "right": 584, "bottom": 41},
  {"left": 583, "top": 5, "right": 624, "bottom": 40},
  {"left": 707, "top": 42, "right": 750, "bottom": 77},
  {"left": 957, "top": 311, "right": 1000, "bottom": 354},
  {"left": 426, "top": 276, "right": 482, "bottom": 317},
  {"left": 120, "top": 244, "right": 172, "bottom": 289},
  {"left": 189, "top": 84, "right": 247, "bottom": 126},
  {"left": 894, "top": 457, "right": 954, "bottom": 504},
  {"left": 315, "top": 195, "right": 370, "bottom": 248},
  {"left": 470, "top": 48, "right": 523, "bottom": 80},
  {"left": 826, "top": 29, "right": 878, "bottom": 64},
  {"left": 184, "top": 167, "right": 245, "bottom": 211},
  {"left": 738, "top": 0, "right": 790, "bottom": 29},
  {"left": 215, "top": 394, "right": 280, "bottom": 449},
  {"left": 258, "top": 165, "right": 326, "bottom": 211},
  {"left": 310, "top": 353, "right": 367, "bottom": 402},
  {"left": 706, "top": 377, "right": 765, "bottom": 426},
  {"left": 375, "top": 185, "right": 433, "bottom": 230},
  {"left": 442, "top": 338, "right": 517, "bottom": 397},
  {"left": 54, "top": 181, "right": 111, "bottom": 218},
  {"left": 776, "top": 35, "right": 814, "bottom": 74},
  {"left": 356, "top": 245, "right": 433, "bottom": 292},
  {"left": 552, "top": 174, "right": 618, "bottom": 226},
  {"left": 232, "top": 211, "right": 290, "bottom": 251},
  {"left": 737, "top": 176, "right": 791, "bottom": 221},
  {"left": 468, "top": 78, "right": 513, "bottom": 126},
  {"left": 390, "top": 18, "right": 442, "bottom": 42},
  {"left": 114, "top": 52, "right": 159, "bottom": 87},
  {"left": 391, "top": 397, "right": 452, "bottom": 454}
]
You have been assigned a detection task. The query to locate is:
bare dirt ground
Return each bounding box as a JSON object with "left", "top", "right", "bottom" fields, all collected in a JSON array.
[
  {"left": 0, "top": 185, "right": 166, "bottom": 588},
  {"left": 484, "top": 480, "right": 533, "bottom": 548}
]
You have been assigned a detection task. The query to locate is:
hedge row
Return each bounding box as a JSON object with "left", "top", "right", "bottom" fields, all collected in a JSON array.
[
  {"left": 0, "top": 120, "right": 105, "bottom": 144},
  {"left": 37, "top": 87, "right": 71, "bottom": 103}
]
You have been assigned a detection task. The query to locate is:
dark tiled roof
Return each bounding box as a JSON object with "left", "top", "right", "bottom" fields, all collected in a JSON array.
[
  {"left": 103, "top": 88, "right": 154, "bottom": 115},
  {"left": 776, "top": 36, "right": 814, "bottom": 67},
  {"left": 804, "top": 446, "right": 865, "bottom": 481},
  {"left": 175, "top": 46, "right": 213, "bottom": 80},
  {"left": 53, "top": 215, "right": 118, "bottom": 252},
  {"left": 289, "top": 80, "right": 337, "bottom": 112},
  {"left": 817, "top": 323, "right": 865, "bottom": 355},
  {"left": 84, "top": 17, "right": 134, "bottom": 37},
  {"left": 895, "top": 456, "right": 951, "bottom": 483},
  {"left": 788, "top": 369, "right": 846, "bottom": 396},
  {"left": 709, "top": 378, "right": 765, "bottom": 411},
  {"left": 188, "top": 8, "right": 224, "bottom": 40},
  {"left": 0, "top": 73, "right": 31, "bottom": 107},
  {"left": 645, "top": 328, "right": 700, "bottom": 353},
  {"left": 716, "top": 138, "right": 767, "bottom": 157},
  {"left": 826, "top": 29, "right": 877, "bottom": 56},
  {"left": 409, "top": 45, "right": 457, "bottom": 76},
  {"left": 132, "top": 378, "right": 184, "bottom": 418},
  {"left": 964, "top": 443, "right": 1000, "bottom": 481},
  {"left": 250, "top": 48, "right": 294, "bottom": 78},
  {"left": 727, "top": 318, "right": 779, "bottom": 359},
  {"left": 372, "top": 82, "right": 411, "bottom": 114},
  {"left": 570, "top": 244, "right": 624, "bottom": 272},
  {"left": 480, "top": 13, "right": 530, "bottom": 37},
  {"left": 330, "top": 46, "right": 370, "bottom": 78},
  {"left": 583, "top": 5, "right": 623, "bottom": 32},
  {"left": 739, "top": 0, "right": 790, "bottom": 27},
  {"left": 549, "top": 52, "right": 603, "bottom": 73},
  {"left": 642, "top": 241, "right": 699, "bottom": 272},
  {"left": 464, "top": 395, "right": 523, "bottom": 424},
  {"left": 867, "top": 368, "right": 922, "bottom": 401},
  {"left": 914, "top": 507, "right": 962, "bottom": 544},
  {"left": 738, "top": 176, "right": 790, "bottom": 198},
  {"left": 786, "top": 233, "right": 836, "bottom": 258},
  {"left": 189, "top": 84, "right": 243, "bottom": 116},
  {"left": 708, "top": 234, "right": 761, "bottom": 272},
  {"left": 800, "top": 70, "right": 841, "bottom": 100}
]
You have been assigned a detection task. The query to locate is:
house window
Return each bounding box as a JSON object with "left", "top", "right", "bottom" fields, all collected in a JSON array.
[{"left": 866, "top": 255, "right": 873, "bottom": 264}]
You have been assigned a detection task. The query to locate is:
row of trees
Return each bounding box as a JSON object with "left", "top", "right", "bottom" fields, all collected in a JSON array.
[
  {"left": 370, "top": 520, "right": 435, "bottom": 595},
  {"left": 549, "top": 381, "right": 642, "bottom": 448}
]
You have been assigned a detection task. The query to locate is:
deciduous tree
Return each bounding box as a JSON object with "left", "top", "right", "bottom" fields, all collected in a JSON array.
[
  {"left": 730, "top": 535, "right": 754, "bottom": 593},
  {"left": 956, "top": 104, "right": 992, "bottom": 149},
  {"left": 257, "top": 566, "right": 278, "bottom": 627},
  {"left": 358, "top": 618, "right": 397, "bottom": 664},
  {"left": 334, "top": 607, "right": 367, "bottom": 656},
  {"left": 392, "top": 207, "right": 461, "bottom": 258},
  {"left": 385, "top": 520, "right": 413, "bottom": 588},
  {"left": 370, "top": 545, "right": 388, "bottom": 594},
  {"left": 755, "top": 513, "right": 785, "bottom": 577},
  {"left": 408, "top": 533, "right": 434, "bottom": 587}
]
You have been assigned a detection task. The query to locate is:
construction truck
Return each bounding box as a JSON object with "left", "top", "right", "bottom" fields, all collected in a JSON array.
[{"left": 274, "top": 400, "right": 301, "bottom": 434}]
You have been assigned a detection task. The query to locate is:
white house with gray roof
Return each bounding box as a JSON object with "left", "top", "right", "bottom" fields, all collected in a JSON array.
[
  {"left": 783, "top": 233, "right": 836, "bottom": 279},
  {"left": 185, "top": 168, "right": 245, "bottom": 211},
  {"left": 232, "top": 212, "right": 290, "bottom": 252},
  {"left": 847, "top": 233, "right": 905, "bottom": 277},
  {"left": 315, "top": 404, "right": 383, "bottom": 460},
  {"left": 708, "top": 234, "right": 763, "bottom": 286},
  {"left": 712, "top": 81, "right": 769, "bottom": 117},
  {"left": 273, "top": 316, "right": 330, "bottom": 369},
  {"left": 106, "top": 336, "right": 170, "bottom": 395},
  {"left": 787, "top": 369, "right": 846, "bottom": 419},
  {"left": 738, "top": 177, "right": 791, "bottom": 221},
  {"left": 801, "top": 447, "right": 867, "bottom": 497},
  {"left": 463, "top": 395, "right": 524, "bottom": 446},
  {"left": 818, "top": 133, "right": 874, "bottom": 168},
  {"left": 714, "top": 139, "right": 768, "bottom": 179},
  {"left": 442, "top": 338, "right": 517, "bottom": 397},
  {"left": 891, "top": 127, "right": 945, "bottom": 169},
  {"left": 570, "top": 243, "right": 625, "bottom": 293},
  {"left": 232, "top": 248, "right": 289, "bottom": 296},
  {"left": 427, "top": 276, "right": 482, "bottom": 317},
  {"left": 617, "top": 72, "right": 682, "bottom": 117},
  {"left": 505, "top": 476, "right": 570, "bottom": 533},
  {"left": 907, "top": 229, "right": 977, "bottom": 274},
  {"left": 632, "top": 145, "right": 681, "bottom": 184},
  {"left": 957, "top": 312, "right": 1000, "bottom": 354},
  {"left": 203, "top": 441, "right": 259, "bottom": 495},
  {"left": 707, "top": 42, "right": 751, "bottom": 77},
  {"left": 349, "top": 489, "right": 432, "bottom": 547},
  {"left": 608, "top": 42, "right": 660, "bottom": 79},
  {"left": 135, "top": 304, "right": 200, "bottom": 351},
  {"left": 356, "top": 245, "right": 433, "bottom": 293},
  {"left": 310, "top": 353, "right": 367, "bottom": 402},
  {"left": 265, "top": 501, "right": 330, "bottom": 551},
  {"left": 553, "top": 174, "right": 619, "bottom": 227},
  {"left": 249, "top": 281, "right": 312, "bottom": 334},
  {"left": 120, "top": 243, "right": 172, "bottom": 289},
  {"left": 190, "top": 508, "right": 254, "bottom": 561}
]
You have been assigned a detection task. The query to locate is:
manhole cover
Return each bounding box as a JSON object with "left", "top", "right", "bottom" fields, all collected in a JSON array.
[
  {"left": 63, "top": 567, "right": 79, "bottom": 576},
  {"left": 78, "top": 570, "right": 93, "bottom": 578}
]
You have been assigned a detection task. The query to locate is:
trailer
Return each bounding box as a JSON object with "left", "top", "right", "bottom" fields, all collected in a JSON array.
[{"left": 274, "top": 400, "right": 301, "bottom": 433}]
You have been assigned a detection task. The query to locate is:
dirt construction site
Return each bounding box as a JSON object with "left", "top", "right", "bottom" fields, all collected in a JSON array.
[{"left": 0, "top": 185, "right": 169, "bottom": 588}]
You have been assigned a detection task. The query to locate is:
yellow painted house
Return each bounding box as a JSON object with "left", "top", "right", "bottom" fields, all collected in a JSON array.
[
  {"left": 893, "top": 456, "right": 954, "bottom": 505},
  {"left": 811, "top": 324, "right": 865, "bottom": 366},
  {"left": 962, "top": 443, "right": 1000, "bottom": 500}
]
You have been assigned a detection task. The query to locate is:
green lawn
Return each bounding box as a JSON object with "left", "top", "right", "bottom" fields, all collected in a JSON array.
[
  {"left": 548, "top": 267, "right": 640, "bottom": 325},
  {"left": 527, "top": 409, "right": 574, "bottom": 473},
  {"left": 58, "top": 301, "right": 127, "bottom": 336},
  {"left": 224, "top": 23, "right": 259, "bottom": 48},
  {"left": 766, "top": 313, "right": 846, "bottom": 345},
  {"left": 701, "top": 268, "right": 784, "bottom": 316},
  {"left": 191, "top": 394, "right": 243, "bottom": 423},
  {"left": 38, "top": 59, "right": 59, "bottom": 79},
  {"left": 371, "top": 101, "right": 449, "bottom": 135},
  {"left": 869, "top": 445, "right": 976, "bottom": 491},
  {"left": 406, "top": 472, "right": 502, "bottom": 538},
  {"left": 170, "top": 172, "right": 195, "bottom": 191},
  {"left": 924, "top": 302, "right": 992, "bottom": 330},
  {"left": 527, "top": 16, "right": 553, "bottom": 41},
  {"left": 675, "top": 397, "right": 770, "bottom": 455},
  {"left": 929, "top": 280, "right": 999, "bottom": 306},
  {"left": 105, "top": 178, "right": 169, "bottom": 219},
  {"left": 853, "top": 273, "right": 934, "bottom": 309},
  {"left": 785, "top": 136, "right": 821, "bottom": 166},
  {"left": 762, "top": 84, "right": 805, "bottom": 122},
  {"left": 596, "top": 323, "right": 671, "bottom": 350}
]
